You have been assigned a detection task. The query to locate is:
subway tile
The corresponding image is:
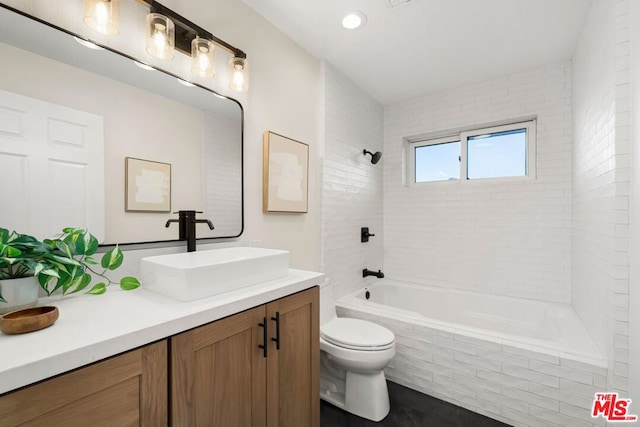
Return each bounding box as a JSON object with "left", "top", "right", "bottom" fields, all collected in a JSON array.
[{"left": 502, "top": 365, "right": 560, "bottom": 388}]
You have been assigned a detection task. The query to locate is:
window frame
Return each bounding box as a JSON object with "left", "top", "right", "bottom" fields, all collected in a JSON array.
[{"left": 408, "top": 119, "right": 536, "bottom": 186}]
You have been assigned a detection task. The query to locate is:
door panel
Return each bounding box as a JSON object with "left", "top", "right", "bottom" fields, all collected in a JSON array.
[
  {"left": 171, "top": 306, "right": 267, "bottom": 427},
  {"left": 266, "top": 287, "right": 319, "bottom": 427}
]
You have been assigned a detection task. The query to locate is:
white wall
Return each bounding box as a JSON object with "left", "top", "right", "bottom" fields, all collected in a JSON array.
[
  {"left": 320, "top": 63, "right": 384, "bottom": 298},
  {"left": 383, "top": 63, "right": 573, "bottom": 303},
  {"left": 2, "top": 0, "right": 323, "bottom": 270},
  {"left": 627, "top": 0, "right": 640, "bottom": 404},
  {"left": 572, "top": 0, "right": 631, "bottom": 393}
]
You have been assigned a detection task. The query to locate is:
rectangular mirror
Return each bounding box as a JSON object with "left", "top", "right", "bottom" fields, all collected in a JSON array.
[{"left": 0, "top": 3, "right": 244, "bottom": 245}]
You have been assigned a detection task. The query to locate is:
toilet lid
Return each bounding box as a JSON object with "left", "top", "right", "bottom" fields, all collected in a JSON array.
[{"left": 321, "top": 318, "right": 395, "bottom": 350}]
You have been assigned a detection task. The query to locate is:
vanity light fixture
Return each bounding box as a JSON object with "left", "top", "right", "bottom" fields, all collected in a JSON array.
[
  {"left": 191, "top": 37, "right": 215, "bottom": 78},
  {"left": 228, "top": 56, "right": 249, "bottom": 92},
  {"left": 146, "top": 12, "right": 175, "bottom": 60},
  {"left": 141, "top": 0, "right": 249, "bottom": 91},
  {"left": 83, "top": 0, "right": 120, "bottom": 36}
]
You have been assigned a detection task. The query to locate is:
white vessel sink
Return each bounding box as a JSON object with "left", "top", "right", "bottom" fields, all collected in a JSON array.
[{"left": 141, "top": 247, "right": 289, "bottom": 301}]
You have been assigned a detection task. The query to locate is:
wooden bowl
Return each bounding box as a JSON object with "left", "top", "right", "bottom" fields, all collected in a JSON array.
[{"left": 0, "top": 306, "right": 59, "bottom": 334}]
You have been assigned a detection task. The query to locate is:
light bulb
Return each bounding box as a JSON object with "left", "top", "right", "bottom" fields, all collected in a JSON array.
[
  {"left": 146, "top": 13, "right": 174, "bottom": 59},
  {"left": 228, "top": 57, "right": 249, "bottom": 91},
  {"left": 342, "top": 11, "right": 367, "bottom": 30},
  {"left": 191, "top": 37, "right": 215, "bottom": 78},
  {"left": 83, "top": 0, "right": 119, "bottom": 36}
]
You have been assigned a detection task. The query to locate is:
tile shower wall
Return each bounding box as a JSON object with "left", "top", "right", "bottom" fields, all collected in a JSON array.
[
  {"left": 383, "top": 62, "right": 573, "bottom": 303},
  {"left": 572, "top": 0, "right": 630, "bottom": 394},
  {"left": 320, "top": 63, "right": 384, "bottom": 298},
  {"left": 203, "top": 111, "right": 242, "bottom": 236}
]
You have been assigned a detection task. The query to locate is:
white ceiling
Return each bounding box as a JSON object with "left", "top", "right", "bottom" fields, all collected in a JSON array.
[{"left": 242, "top": 0, "right": 593, "bottom": 105}]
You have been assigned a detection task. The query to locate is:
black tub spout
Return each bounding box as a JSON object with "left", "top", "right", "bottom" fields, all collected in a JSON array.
[{"left": 363, "top": 268, "right": 384, "bottom": 279}]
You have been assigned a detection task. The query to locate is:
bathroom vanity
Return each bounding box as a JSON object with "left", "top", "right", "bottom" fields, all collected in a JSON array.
[{"left": 0, "top": 269, "right": 323, "bottom": 426}]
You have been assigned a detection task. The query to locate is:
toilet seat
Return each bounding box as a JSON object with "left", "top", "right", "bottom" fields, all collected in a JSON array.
[{"left": 321, "top": 318, "right": 395, "bottom": 351}]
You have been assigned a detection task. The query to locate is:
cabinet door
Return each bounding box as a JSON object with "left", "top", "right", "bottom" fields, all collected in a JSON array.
[
  {"left": 0, "top": 340, "right": 167, "bottom": 427},
  {"left": 266, "top": 286, "right": 319, "bottom": 427},
  {"left": 171, "top": 305, "right": 267, "bottom": 427}
]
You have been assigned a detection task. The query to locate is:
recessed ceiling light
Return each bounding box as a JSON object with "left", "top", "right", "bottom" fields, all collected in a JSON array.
[{"left": 342, "top": 11, "right": 367, "bottom": 30}]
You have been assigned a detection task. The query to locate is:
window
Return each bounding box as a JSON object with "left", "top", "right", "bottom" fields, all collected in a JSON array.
[
  {"left": 410, "top": 120, "right": 535, "bottom": 184},
  {"left": 414, "top": 138, "right": 460, "bottom": 183}
]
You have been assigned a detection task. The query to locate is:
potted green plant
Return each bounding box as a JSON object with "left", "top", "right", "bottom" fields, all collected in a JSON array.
[{"left": 0, "top": 227, "right": 140, "bottom": 313}]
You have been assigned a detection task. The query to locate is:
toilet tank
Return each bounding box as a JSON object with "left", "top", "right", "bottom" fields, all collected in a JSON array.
[{"left": 320, "top": 279, "right": 337, "bottom": 325}]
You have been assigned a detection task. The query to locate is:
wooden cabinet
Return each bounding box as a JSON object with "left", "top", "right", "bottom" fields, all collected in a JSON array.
[
  {"left": 0, "top": 286, "right": 319, "bottom": 427},
  {"left": 0, "top": 340, "right": 167, "bottom": 427},
  {"left": 171, "top": 286, "right": 319, "bottom": 427}
]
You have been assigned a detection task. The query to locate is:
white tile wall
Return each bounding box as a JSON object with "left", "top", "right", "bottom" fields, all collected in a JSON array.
[
  {"left": 383, "top": 62, "right": 573, "bottom": 303},
  {"left": 338, "top": 306, "right": 607, "bottom": 427},
  {"left": 320, "top": 62, "right": 384, "bottom": 298},
  {"left": 572, "top": 0, "right": 630, "bottom": 394}
]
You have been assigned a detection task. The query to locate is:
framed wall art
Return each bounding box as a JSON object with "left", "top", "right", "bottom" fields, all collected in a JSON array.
[
  {"left": 263, "top": 131, "right": 309, "bottom": 213},
  {"left": 125, "top": 157, "right": 171, "bottom": 212}
]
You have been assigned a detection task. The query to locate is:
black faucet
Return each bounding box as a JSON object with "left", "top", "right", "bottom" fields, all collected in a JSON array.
[
  {"left": 363, "top": 268, "right": 384, "bottom": 279},
  {"left": 165, "top": 210, "right": 214, "bottom": 252}
]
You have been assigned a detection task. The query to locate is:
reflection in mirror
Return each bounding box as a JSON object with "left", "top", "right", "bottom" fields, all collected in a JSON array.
[{"left": 0, "top": 4, "right": 243, "bottom": 245}]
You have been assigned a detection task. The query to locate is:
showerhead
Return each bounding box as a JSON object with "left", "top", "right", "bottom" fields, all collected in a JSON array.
[{"left": 363, "top": 149, "right": 382, "bottom": 165}]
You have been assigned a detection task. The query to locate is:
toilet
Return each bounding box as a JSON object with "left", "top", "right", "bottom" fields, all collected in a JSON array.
[{"left": 319, "top": 280, "right": 396, "bottom": 422}]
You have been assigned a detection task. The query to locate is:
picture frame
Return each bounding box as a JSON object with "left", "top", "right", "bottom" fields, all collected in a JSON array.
[
  {"left": 263, "top": 131, "right": 309, "bottom": 213},
  {"left": 125, "top": 157, "right": 171, "bottom": 212}
]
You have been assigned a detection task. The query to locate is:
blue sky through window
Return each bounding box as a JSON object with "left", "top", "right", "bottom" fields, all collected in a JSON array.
[
  {"left": 415, "top": 141, "right": 460, "bottom": 182},
  {"left": 467, "top": 129, "right": 526, "bottom": 179}
]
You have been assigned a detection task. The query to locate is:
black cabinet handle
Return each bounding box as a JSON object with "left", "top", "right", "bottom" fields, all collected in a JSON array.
[
  {"left": 271, "top": 312, "right": 280, "bottom": 350},
  {"left": 258, "top": 317, "right": 268, "bottom": 358}
]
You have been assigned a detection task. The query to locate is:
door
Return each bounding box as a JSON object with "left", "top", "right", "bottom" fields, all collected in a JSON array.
[
  {"left": 171, "top": 305, "right": 267, "bottom": 427},
  {"left": 0, "top": 89, "right": 104, "bottom": 240},
  {"left": 266, "top": 287, "right": 319, "bottom": 427}
]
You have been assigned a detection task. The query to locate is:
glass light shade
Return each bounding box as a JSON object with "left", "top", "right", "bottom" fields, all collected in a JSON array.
[
  {"left": 191, "top": 38, "right": 216, "bottom": 78},
  {"left": 146, "top": 13, "right": 175, "bottom": 60},
  {"left": 228, "top": 57, "right": 249, "bottom": 92},
  {"left": 83, "top": 0, "right": 120, "bottom": 36}
]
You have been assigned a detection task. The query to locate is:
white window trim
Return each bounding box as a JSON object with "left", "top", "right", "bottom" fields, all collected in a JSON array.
[{"left": 408, "top": 119, "right": 536, "bottom": 185}]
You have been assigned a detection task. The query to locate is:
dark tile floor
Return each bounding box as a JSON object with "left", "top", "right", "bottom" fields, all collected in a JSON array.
[{"left": 320, "top": 381, "right": 512, "bottom": 427}]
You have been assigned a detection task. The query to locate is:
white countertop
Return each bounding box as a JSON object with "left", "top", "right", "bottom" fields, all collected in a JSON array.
[{"left": 0, "top": 268, "right": 324, "bottom": 395}]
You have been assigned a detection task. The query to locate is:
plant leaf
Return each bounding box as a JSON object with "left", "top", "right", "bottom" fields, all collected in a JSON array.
[
  {"left": 86, "top": 283, "right": 107, "bottom": 295},
  {"left": 120, "top": 276, "right": 141, "bottom": 291},
  {"left": 65, "top": 231, "right": 85, "bottom": 256},
  {"left": 39, "top": 268, "right": 60, "bottom": 278},
  {"left": 0, "top": 228, "right": 9, "bottom": 244},
  {"left": 84, "top": 233, "right": 99, "bottom": 256},
  {"left": 84, "top": 256, "right": 99, "bottom": 265},
  {"left": 101, "top": 246, "right": 123, "bottom": 270},
  {"left": 0, "top": 244, "right": 21, "bottom": 258},
  {"left": 71, "top": 273, "right": 92, "bottom": 293},
  {"left": 55, "top": 241, "right": 73, "bottom": 259}
]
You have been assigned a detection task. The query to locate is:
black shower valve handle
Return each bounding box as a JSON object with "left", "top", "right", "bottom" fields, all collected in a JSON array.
[{"left": 361, "top": 227, "right": 376, "bottom": 243}]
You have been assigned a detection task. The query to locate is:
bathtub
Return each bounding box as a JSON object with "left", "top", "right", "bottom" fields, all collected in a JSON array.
[{"left": 336, "top": 279, "right": 607, "bottom": 427}]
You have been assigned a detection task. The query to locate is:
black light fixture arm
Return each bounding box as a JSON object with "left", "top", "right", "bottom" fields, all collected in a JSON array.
[{"left": 142, "top": 0, "right": 246, "bottom": 58}]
